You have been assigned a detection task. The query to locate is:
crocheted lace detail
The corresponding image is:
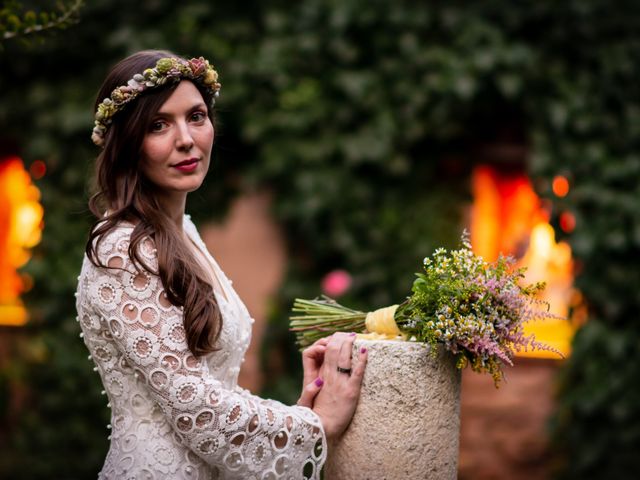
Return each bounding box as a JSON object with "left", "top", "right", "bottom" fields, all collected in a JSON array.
[{"left": 75, "top": 217, "right": 326, "bottom": 479}]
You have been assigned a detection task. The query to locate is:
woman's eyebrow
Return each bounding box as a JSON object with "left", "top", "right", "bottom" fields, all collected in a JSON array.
[{"left": 155, "top": 102, "right": 207, "bottom": 116}]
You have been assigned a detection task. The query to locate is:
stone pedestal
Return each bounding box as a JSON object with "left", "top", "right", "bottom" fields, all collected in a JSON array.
[{"left": 325, "top": 339, "right": 461, "bottom": 480}]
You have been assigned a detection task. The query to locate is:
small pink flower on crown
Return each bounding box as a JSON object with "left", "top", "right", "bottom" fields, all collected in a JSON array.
[{"left": 188, "top": 57, "right": 206, "bottom": 76}]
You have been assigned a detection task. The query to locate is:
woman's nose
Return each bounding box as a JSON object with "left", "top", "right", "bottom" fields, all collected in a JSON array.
[{"left": 175, "top": 122, "right": 194, "bottom": 150}]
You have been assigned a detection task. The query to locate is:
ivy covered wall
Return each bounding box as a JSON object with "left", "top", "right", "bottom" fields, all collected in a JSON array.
[{"left": 0, "top": 1, "right": 638, "bottom": 477}]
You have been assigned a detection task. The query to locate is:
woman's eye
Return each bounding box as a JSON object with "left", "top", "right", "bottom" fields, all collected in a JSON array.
[
  {"left": 190, "top": 111, "right": 206, "bottom": 122},
  {"left": 149, "top": 120, "right": 167, "bottom": 132}
]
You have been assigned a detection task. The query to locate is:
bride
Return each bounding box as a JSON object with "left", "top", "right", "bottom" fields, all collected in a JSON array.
[{"left": 75, "top": 49, "right": 367, "bottom": 479}]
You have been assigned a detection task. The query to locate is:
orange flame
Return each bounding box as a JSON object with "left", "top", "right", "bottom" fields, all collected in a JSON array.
[
  {"left": 0, "top": 156, "right": 44, "bottom": 326},
  {"left": 470, "top": 165, "right": 578, "bottom": 358}
]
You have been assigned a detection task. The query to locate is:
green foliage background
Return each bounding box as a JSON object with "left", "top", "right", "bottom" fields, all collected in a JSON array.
[{"left": 0, "top": 1, "right": 639, "bottom": 477}]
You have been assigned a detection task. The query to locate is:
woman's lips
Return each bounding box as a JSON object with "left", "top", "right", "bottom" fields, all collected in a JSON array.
[{"left": 172, "top": 158, "right": 199, "bottom": 172}]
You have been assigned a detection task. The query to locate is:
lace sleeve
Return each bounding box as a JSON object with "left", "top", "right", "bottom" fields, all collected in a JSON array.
[{"left": 87, "top": 226, "right": 326, "bottom": 478}]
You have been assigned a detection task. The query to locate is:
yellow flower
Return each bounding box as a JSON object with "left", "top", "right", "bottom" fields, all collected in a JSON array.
[{"left": 203, "top": 68, "right": 219, "bottom": 85}]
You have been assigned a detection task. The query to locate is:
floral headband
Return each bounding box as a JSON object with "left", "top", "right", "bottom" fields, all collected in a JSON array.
[{"left": 91, "top": 56, "right": 221, "bottom": 147}]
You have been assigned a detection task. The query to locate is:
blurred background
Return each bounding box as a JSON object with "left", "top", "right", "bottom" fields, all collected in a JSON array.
[{"left": 1, "top": 0, "right": 639, "bottom": 478}]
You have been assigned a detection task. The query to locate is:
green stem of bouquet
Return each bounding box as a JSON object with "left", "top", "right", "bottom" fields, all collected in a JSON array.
[{"left": 290, "top": 297, "right": 368, "bottom": 348}]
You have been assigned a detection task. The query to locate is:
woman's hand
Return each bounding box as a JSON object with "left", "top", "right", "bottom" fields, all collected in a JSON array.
[
  {"left": 297, "top": 337, "right": 330, "bottom": 408},
  {"left": 302, "top": 337, "right": 329, "bottom": 387},
  {"left": 311, "top": 332, "right": 368, "bottom": 442}
]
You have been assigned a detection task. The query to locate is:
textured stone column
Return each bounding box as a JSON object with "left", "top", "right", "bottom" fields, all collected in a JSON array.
[{"left": 325, "top": 339, "right": 461, "bottom": 480}]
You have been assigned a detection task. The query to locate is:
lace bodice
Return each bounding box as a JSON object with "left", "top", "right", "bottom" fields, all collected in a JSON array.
[{"left": 75, "top": 215, "right": 326, "bottom": 479}]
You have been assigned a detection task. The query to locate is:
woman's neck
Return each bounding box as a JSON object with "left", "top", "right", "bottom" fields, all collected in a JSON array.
[{"left": 155, "top": 193, "right": 187, "bottom": 232}]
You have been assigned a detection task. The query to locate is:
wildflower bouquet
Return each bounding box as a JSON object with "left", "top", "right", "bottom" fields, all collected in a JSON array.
[{"left": 289, "top": 233, "right": 560, "bottom": 386}]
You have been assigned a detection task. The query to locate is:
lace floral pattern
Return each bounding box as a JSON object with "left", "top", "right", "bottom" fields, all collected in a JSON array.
[{"left": 75, "top": 216, "right": 326, "bottom": 479}]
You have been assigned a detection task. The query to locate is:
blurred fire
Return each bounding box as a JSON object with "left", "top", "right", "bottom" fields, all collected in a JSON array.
[
  {"left": 470, "top": 165, "right": 583, "bottom": 359},
  {"left": 552, "top": 175, "right": 570, "bottom": 198},
  {"left": 0, "top": 156, "right": 44, "bottom": 326}
]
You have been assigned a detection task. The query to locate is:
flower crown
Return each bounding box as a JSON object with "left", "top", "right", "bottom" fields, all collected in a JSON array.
[{"left": 91, "top": 56, "right": 221, "bottom": 147}]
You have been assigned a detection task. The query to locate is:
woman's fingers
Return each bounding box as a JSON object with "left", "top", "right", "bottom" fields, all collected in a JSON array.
[
  {"left": 321, "top": 332, "right": 357, "bottom": 382},
  {"left": 300, "top": 337, "right": 333, "bottom": 398},
  {"left": 302, "top": 343, "right": 327, "bottom": 368},
  {"left": 323, "top": 332, "right": 347, "bottom": 364},
  {"left": 302, "top": 343, "right": 327, "bottom": 385},
  {"left": 350, "top": 346, "right": 368, "bottom": 387},
  {"left": 301, "top": 337, "right": 330, "bottom": 365},
  {"left": 313, "top": 337, "right": 331, "bottom": 347},
  {"left": 311, "top": 337, "right": 369, "bottom": 441},
  {"left": 337, "top": 333, "right": 357, "bottom": 374},
  {"left": 297, "top": 377, "right": 324, "bottom": 408}
]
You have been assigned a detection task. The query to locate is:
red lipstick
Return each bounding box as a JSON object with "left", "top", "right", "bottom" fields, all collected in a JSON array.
[{"left": 172, "top": 158, "right": 199, "bottom": 172}]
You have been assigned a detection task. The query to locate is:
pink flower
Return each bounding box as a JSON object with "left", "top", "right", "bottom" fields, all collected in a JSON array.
[
  {"left": 188, "top": 57, "right": 206, "bottom": 76},
  {"left": 322, "top": 270, "right": 352, "bottom": 297}
]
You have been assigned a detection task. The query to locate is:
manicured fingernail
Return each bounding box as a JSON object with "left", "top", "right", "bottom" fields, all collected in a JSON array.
[
  {"left": 314, "top": 377, "right": 324, "bottom": 387},
  {"left": 349, "top": 332, "right": 357, "bottom": 336},
  {"left": 360, "top": 347, "right": 367, "bottom": 354}
]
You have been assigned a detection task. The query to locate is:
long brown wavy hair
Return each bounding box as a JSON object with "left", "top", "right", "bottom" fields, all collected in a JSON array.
[{"left": 86, "top": 50, "right": 222, "bottom": 356}]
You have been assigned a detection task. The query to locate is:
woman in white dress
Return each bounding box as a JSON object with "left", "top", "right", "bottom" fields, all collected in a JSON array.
[{"left": 75, "top": 50, "right": 367, "bottom": 479}]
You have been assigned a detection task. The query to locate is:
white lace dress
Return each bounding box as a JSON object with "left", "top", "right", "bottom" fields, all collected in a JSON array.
[{"left": 75, "top": 215, "right": 326, "bottom": 480}]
